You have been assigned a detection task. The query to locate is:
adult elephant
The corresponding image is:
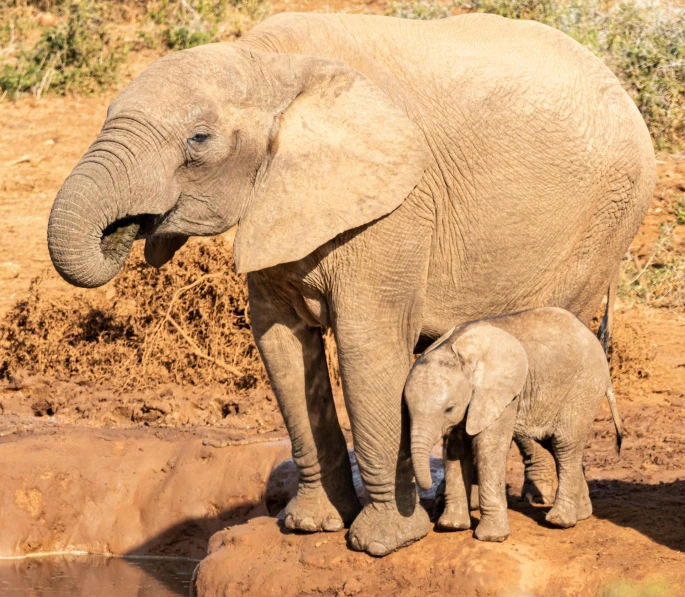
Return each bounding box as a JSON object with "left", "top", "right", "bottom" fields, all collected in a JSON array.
[{"left": 47, "top": 13, "right": 655, "bottom": 556}]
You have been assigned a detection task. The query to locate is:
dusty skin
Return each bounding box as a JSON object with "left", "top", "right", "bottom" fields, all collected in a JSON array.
[{"left": 0, "top": 7, "right": 685, "bottom": 597}]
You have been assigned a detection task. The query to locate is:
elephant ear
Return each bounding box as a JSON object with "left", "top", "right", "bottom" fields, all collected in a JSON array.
[
  {"left": 452, "top": 325, "right": 529, "bottom": 436},
  {"left": 420, "top": 327, "right": 456, "bottom": 357},
  {"left": 233, "top": 55, "right": 431, "bottom": 273}
]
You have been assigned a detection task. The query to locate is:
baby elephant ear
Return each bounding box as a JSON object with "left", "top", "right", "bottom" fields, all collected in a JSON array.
[
  {"left": 452, "top": 325, "right": 529, "bottom": 436},
  {"left": 233, "top": 53, "right": 431, "bottom": 274}
]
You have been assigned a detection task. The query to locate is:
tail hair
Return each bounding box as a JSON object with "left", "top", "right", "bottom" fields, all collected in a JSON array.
[{"left": 606, "top": 386, "right": 622, "bottom": 454}]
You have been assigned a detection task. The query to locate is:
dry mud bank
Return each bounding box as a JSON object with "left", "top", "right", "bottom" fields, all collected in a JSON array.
[{"left": 0, "top": 420, "right": 291, "bottom": 559}]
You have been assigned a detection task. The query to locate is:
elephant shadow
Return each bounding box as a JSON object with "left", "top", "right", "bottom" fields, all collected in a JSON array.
[
  {"left": 507, "top": 478, "right": 685, "bottom": 553},
  {"left": 123, "top": 501, "right": 272, "bottom": 596},
  {"left": 122, "top": 452, "right": 444, "bottom": 594},
  {"left": 122, "top": 462, "right": 685, "bottom": 594}
]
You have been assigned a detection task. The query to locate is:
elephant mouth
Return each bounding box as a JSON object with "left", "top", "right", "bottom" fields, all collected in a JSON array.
[{"left": 100, "top": 213, "right": 159, "bottom": 258}]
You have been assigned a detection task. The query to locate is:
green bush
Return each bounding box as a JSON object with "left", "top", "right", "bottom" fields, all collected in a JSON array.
[
  {"left": 619, "top": 223, "right": 685, "bottom": 309},
  {"left": 0, "top": 1, "right": 127, "bottom": 99},
  {"left": 386, "top": 0, "right": 455, "bottom": 19},
  {"left": 143, "top": 0, "right": 269, "bottom": 50}
]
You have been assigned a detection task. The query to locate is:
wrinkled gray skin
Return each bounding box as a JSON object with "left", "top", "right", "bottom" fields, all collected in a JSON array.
[
  {"left": 47, "top": 13, "right": 654, "bottom": 556},
  {"left": 405, "top": 307, "right": 623, "bottom": 541}
]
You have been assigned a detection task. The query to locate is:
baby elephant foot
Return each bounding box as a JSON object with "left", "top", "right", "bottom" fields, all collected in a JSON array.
[
  {"left": 545, "top": 502, "right": 578, "bottom": 529},
  {"left": 348, "top": 502, "right": 430, "bottom": 557},
  {"left": 284, "top": 484, "right": 361, "bottom": 533},
  {"left": 437, "top": 506, "right": 471, "bottom": 531},
  {"left": 474, "top": 514, "right": 510, "bottom": 542},
  {"left": 522, "top": 479, "right": 556, "bottom": 506}
]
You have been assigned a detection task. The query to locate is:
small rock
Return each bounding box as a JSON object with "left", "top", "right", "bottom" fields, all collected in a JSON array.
[
  {"left": 343, "top": 578, "right": 362, "bottom": 595},
  {"left": 0, "top": 262, "right": 20, "bottom": 280},
  {"left": 38, "top": 12, "right": 57, "bottom": 27}
]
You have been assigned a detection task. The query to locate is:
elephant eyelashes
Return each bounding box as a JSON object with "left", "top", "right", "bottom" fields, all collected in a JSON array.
[
  {"left": 444, "top": 406, "right": 454, "bottom": 414},
  {"left": 188, "top": 133, "right": 210, "bottom": 145}
]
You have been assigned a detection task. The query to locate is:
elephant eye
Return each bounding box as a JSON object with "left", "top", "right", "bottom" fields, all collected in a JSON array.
[
  {"left": 445, "top": 406, "right": 454, "bottom": 414},
  {"left": 188, "top": 133, "right": 210, "bottom": 145}
]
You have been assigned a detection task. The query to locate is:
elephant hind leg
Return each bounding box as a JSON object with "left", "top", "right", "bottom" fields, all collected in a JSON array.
[
  {"left": 576, "top": 465, "right": 593, "bottom": 521},
  {"left": 515, "top": 436, "right": 557, "bottom": 506},
  {"left": 545, "top": 441, "right": 584, "bottom": 529}
]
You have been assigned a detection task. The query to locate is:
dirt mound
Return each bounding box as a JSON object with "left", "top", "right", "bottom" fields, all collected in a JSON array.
[
  {"left": 0, "top": 237, "right": 263, "bottom": 391},
  {"left": 0, "top": 236, "right": 335, "bottom": 430}
]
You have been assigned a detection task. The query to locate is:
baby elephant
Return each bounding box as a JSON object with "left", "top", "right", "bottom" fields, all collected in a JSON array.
[{"left": 404, "top": 307, "right": 621, "bottom": 542}]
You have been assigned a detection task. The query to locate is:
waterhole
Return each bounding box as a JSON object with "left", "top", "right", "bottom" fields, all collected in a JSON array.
[{"left": 0, "top": 555, "right": 197, "bottom": 596}]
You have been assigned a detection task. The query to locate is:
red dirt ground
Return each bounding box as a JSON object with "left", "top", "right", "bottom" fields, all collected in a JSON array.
[{"left": 0, "top": 7, "right": 684, "bottom": 595}]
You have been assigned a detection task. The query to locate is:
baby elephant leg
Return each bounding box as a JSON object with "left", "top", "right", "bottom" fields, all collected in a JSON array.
[
  {"left": 546, "top": 439, "right": 585, "bottom": 528},
  {"left": 472, "top": 401, "right": 518, "bottom": 542},
  {"left": 438, "top": 425, "right": 474, "bottom": 531},
  {"left": 515, "top": 436, "right": 557, "bottom": 506}
]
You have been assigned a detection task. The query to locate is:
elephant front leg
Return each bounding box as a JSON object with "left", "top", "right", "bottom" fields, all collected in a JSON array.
[
  {"left": 472, "top": 401, "right": 517, "bottom": 542},
  {"left": 336, "top": 325, "right": 430, "bottom": 556},
  {"left": 438, "top": 425, "right": 474, "bottom": 531},
  {"left": 248, "top": 276, "right": 361, "bottom": 532}
]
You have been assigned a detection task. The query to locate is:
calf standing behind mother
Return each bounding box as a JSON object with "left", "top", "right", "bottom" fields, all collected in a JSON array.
[{"left": 47, "top": 13, "right": 655, "bottom": 556}]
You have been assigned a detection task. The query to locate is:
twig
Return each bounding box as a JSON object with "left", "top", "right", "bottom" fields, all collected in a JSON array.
[
  {"left": 142, "top": 273, "right": 221, "bottom": 363},
  {"left": 165, "top": 312, "right": 243, "bottom": 377},
  {"left": 627, "top": 225, "right": 674, "bottom": 286},
  {"left": 141, "top": 273, "right": 245, "bottom": 379},
  {"left": 3, "top": 155, "right": 32, "bottom": 167}
]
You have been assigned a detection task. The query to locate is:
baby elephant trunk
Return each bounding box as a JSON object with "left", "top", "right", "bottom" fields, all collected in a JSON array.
[{"left": 411, "top": 427, "right": 439, "bottom": 491}]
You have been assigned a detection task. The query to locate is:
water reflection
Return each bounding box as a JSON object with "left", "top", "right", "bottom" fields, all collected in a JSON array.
[{"left": 0, "top": 555, "right": 197, "bottom": 596}]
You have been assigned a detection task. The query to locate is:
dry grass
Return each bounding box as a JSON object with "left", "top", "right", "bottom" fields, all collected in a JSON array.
[{"left": 619, "top": 222, "right": 685, "bottom": 309}]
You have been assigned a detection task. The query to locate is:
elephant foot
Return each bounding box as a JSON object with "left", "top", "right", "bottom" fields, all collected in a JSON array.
[
  {"left": 577, "top": 496, "right": 592, "bottom": 522},
  {"left": 348, "top": 502, "right": 429, "bottom": 557},
  {"left": 437, "top": 506, "right": 471, "bottom": 531},
  {"left": 284, "top": 482, "right": 361, "bottom": 533},
  {"left": 545, "top": 502, "right": 578, "bottom": 528},
  {"left": 474, "top": 514, "right": 509, "bottom": 542},
  {"left": 522, "top": 479, "right": 556, "bottom": 506},
  {"left": 577, "top": 475, "right": 592, "bottom": 521}
]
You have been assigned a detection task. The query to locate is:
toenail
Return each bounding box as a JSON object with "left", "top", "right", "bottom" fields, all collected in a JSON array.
[
  {"left": 349, "top": 536, "right": 361, "bottom": 551},
  {"left": 323, "top": 517, "right": 343, "bottom": 532},
  {"left": 300, "top": 517, "right": 317, "bottom": 532},
  {"left": 284, "top": 515, "right": 296, "bottom": 529},
  {"left": 367, "top": 542, "right": 389, "bottom": 557}
]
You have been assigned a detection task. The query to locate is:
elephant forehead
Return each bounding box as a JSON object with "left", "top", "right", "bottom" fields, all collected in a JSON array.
[
  {"left": 108, "top": 47, "right": 253, "bottom": 120},
  {"left": 407, "top": 358, "right": 458, "bottom": 393}
]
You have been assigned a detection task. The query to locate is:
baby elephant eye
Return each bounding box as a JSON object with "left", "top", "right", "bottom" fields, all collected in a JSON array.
[
  {"left": 444, "top": 406, "right": 454, "bottom": 414},
  {"left": 188, "top": 133, "right": 210, "bottom": 145}
]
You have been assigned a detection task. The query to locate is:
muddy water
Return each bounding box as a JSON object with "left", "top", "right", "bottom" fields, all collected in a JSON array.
[{"left": 0, "top": 555, "right": 197, "bottom": 596}]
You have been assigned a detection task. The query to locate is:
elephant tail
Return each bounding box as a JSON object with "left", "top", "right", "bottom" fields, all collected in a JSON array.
[
  {"left": 597, "top": 276, "right": 618, "bottom": 357},
  {"left": 606, "top": 385, "right": 622, "bottom": 454}
]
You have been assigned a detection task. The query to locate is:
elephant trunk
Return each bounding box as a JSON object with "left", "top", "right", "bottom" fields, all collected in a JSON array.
[
  {"left": 48, "top": 148, "right": 158, "bottom": 288},
  {"left": 411, "top": 427, "right": 439, "bottom": 491}
]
